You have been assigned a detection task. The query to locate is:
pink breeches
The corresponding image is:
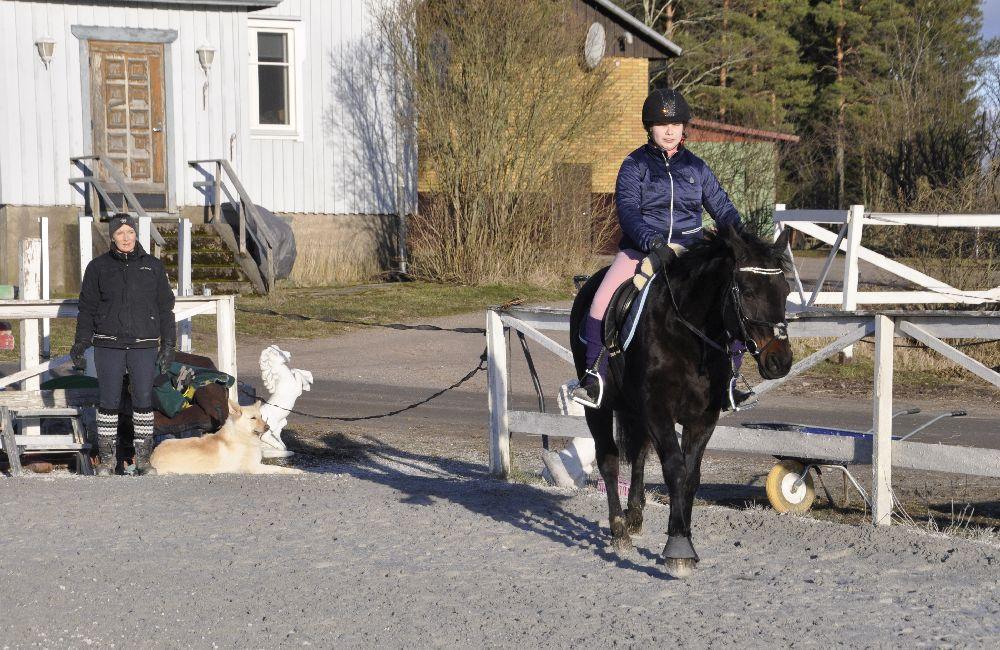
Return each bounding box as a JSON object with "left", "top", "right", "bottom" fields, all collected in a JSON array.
[{"left": 588, "top": 249, "right": 644, "bottom": 321}]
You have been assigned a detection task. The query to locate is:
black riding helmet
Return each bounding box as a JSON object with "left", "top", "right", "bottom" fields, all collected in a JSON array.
[{"left": 642, "top": 88, "right": 691, "bottom": 128}]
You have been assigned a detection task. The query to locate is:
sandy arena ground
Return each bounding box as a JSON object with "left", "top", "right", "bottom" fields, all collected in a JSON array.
[{"left": 1, "top": 429, "right": 997, "bottom": 648}]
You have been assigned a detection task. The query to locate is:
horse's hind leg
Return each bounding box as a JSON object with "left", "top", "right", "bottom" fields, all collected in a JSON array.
[
  {"left": 624, "top": 433, "right": 649, "bottom": 536},
  {"left": 587, "top": 409, "right": 632, "bottom": 556}
]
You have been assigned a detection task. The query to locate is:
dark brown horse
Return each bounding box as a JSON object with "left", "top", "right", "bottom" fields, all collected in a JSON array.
[{"left": 570, "top": 227, "right": 793, "bottom": 577}]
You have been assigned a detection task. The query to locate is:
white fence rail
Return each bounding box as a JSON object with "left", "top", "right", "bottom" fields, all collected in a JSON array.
[
  {"left": 486, "top": 306, "right": 1000, "bottom": 527},
  {"left": 0, "top": 296, "right": 238, "bottom": 400},
  {"left": 773, "top": 205, "right": 1000, "bottom": 309}
]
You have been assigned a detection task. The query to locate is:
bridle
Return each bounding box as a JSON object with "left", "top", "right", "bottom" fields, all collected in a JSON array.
[{"left": 726, "top": 266, "right": 789, "bottom": 364}]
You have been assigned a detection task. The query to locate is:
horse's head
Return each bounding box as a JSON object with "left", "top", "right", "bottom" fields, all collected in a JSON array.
[{"left": 721, "top": 227, "right": 793, "bottom": 380}]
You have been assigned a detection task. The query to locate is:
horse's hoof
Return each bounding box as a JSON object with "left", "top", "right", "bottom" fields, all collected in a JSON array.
[
  {"left": 611, "top": 536, "right": 635, "bottom": 557},
  {"left": 660, "top": 557, "right": 697, "bottom": 579}
]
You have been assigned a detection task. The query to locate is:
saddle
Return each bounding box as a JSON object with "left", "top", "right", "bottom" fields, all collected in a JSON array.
[{"left": 601, "top": 243, "right": 684, "bottom": 360}]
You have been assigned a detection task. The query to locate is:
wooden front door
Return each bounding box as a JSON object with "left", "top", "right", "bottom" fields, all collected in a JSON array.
[{"left": 89, "top": 41, "right": 167, "bottom": 210}]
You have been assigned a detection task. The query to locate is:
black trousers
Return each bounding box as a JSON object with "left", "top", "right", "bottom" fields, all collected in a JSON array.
[{"left": 94, "top": 347, "right": 157, "bottom": 411}]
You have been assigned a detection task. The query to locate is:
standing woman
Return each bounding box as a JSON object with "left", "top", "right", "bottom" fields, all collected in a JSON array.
[
  {"left": 571, "top": 88, "right": 747, "bottom": 408},
  {"left": 71, "top": 214, "right": 176, "bottom": 475}
]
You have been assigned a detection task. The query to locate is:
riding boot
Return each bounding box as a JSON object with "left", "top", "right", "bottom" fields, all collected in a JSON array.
[
  {"left": 724, "top": 340, "right": 754, "bottom": 411},
  {"left": 95, "top": 408, "right": 118, "bottom": 476},
  {"left": 571, "top": 316, "right": 608, "bottom": 408},
  {"left": 131, "top": 408, "right": 157, "bottom": 476}
]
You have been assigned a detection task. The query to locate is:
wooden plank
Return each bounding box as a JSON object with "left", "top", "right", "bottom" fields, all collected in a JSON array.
[
  {"left": 872, "top": 315, "right": 894, "bottom": 526},
  {"left": 40, "top": 217, "right": 51, "bottom": 359},
  {"left": 841, "top": 206, "right": 865, "bottom": 359},
  {"left": 865, "top": 213, "right": 1000, "bottom": 228},
  {"left": 1, "top": 407, "right": 22, "bottom": 477},
  {"left": 79, "top": 215, "right": 94, "bottom": 280},
  {"left": 898, "top": 321, "right": 1000, "bottom": 388},
  {"left": 0, "top": 354, "right": 72, "bottom": 390},
  {"left": 13, "top": 435, "right": 79, "bottom": 448},
  {"left": 11, "top": 408, "right": 79, "bottom": 418},
  {"left": 508, "top": 410, "right": 590, "bottom": 438},
  {"left": 178, "top": 217, "right": 193, "bottom": 352},
  {"left": 791, "top": 290, "right": 1000, "bottom": 306},
  {"left": 892, "top": 441, "right": 1000, "bottom": 478},
  {"left": 0, "top": 389, "right": 98, "bottom": 409},
  {"left": 215, "top": 295, "right": 238, "bottom": 400},
  {"left": 773, "top": 209, "right": 848, "bottom": 223},
  {"left": 19, "top": 240, "right": 41, "bottom": 435},
  {"left": 486, "top": 310, "right": 511, "bottom": 477},
  {"left": 499, "top": 314, "right": 573, "bottom": 364},
  {"left": 748, "top": 323, "right": 873, "bottom": 400}
]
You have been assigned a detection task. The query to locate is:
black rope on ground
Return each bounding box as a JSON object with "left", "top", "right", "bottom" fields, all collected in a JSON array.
[
  {"left": 235, "top": 306, "right": 486, "bottom": 335},
  {"left": 238, "top": 347, "right": 488, "bottom": 422}
]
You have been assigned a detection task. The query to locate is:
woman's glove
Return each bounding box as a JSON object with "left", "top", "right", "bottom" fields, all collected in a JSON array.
[
  {"left": 70, "top": 341, "right": 89, "bottom": 372},
  {"left": 157, "top": 345, "right": 176, "bottom": 374}
]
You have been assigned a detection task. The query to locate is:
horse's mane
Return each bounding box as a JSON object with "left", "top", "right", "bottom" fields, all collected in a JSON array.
[{"left": 669, "top": 226, "right": 791, "bottom": 280}]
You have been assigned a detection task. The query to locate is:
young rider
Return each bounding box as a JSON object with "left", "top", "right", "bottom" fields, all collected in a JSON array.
[{"left": 571, "top": 88, "right": 748, "bottom": 408}]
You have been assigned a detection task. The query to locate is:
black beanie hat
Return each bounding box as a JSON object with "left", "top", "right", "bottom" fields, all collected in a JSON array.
[{"left": 109, "top": 213, "right": 138, "bottom": 238}]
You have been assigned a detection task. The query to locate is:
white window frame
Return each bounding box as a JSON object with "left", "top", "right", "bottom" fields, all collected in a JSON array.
[{"left": 249, "top": 18, "right": 301, "bottom": 139}]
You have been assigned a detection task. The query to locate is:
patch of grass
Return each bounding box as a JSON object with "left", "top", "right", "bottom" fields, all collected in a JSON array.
[{"left": 222, "top": 281, "right": 572, "bottom": 340}]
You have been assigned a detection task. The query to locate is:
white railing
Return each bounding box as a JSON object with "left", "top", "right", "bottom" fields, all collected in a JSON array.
[
  {"left": 774, "top": 204, "right": 1000, "bottom": 309},
  {"left": 486, "top": 305, "right": 1000, "bottom": 527},
  {"left": 0, "top": 295, "right": 238, "bottom": 400}
]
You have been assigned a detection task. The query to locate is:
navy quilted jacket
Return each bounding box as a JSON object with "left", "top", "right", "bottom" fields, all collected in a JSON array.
[{"left": 615, "top": 143, "right": 743, "bottom": 252}]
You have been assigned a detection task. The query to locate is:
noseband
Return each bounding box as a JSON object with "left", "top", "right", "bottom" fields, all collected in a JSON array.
[{"left": 727, "top": 266, "right": 789, "bottom": 364}]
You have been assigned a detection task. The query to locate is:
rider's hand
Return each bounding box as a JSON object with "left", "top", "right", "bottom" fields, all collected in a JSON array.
[{"left": 70, "top": 341, "right": 89, "bottom": 372}]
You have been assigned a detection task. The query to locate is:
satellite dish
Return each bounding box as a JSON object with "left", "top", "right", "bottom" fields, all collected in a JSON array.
[{"left": 584, "top": 22, "right": 606, "bottom": 70}]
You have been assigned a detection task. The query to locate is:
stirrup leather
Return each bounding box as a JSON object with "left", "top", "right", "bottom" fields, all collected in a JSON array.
[{"left": 571, "top": 368, "right": 605, "bottom": 409}]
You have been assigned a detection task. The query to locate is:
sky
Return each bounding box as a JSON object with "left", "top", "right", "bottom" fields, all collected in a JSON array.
[{"left": 984, "top": 0, "right": 1000, "bottom": 41}]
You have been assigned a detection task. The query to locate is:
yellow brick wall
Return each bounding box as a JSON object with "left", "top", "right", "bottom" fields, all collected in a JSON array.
[{"left": 569, "top": 57, "right": 648, "bottom": 193}]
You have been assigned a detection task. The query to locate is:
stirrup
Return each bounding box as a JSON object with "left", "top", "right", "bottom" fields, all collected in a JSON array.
[
  {"left": 726, "top": 379, "right": 757, "bottom": 412},
  {"left": 571, "top": 369, "right": 605, "bottom": 409}
]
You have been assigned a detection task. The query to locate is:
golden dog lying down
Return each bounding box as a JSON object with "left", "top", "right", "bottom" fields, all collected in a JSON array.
[{"left": 150, "top": 400, "right": 303, "bottom": 475}]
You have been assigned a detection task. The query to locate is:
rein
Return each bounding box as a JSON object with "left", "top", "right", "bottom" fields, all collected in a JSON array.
[
  {"left": 660, "top": 263, "right": 788, "bottom": 362},
  {"left": 727, "top": 266, "right": 789, "bottom": 363}
]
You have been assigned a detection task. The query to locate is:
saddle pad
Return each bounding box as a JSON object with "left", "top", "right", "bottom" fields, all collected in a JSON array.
[{"left": 620, "top": 272, "right": 657, "bottom": 350}]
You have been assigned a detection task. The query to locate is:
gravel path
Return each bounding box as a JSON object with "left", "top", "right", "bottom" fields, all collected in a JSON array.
[{"left": 1, "top": 432, "right": 997, "bottom": 648}]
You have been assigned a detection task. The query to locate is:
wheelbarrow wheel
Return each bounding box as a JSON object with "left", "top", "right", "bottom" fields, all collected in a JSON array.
[{"left": 765, "top": 460, "right": 816, "bottom": 514}]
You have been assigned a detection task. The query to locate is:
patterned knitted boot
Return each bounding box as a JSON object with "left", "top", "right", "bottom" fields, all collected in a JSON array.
[
  {"left": 131, "top": 408, "right": 157, "bottom": 476},
  {"left": 95, "top": 408, "right": 118, "bottom": 476}
]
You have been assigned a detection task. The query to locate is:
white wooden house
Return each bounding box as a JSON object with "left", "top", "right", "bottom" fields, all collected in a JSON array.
[{"left": 0, "top": 0, "right": 412, "bottom": 292}]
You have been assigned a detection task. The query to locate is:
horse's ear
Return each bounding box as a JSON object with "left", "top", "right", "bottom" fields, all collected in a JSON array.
[{"left": 773, "top": 227, "right": 791, "bottom": 251}]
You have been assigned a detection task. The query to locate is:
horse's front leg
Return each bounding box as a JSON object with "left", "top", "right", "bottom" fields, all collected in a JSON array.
[
  {"left": 678, "top": 413, "right": 718, "bottom": 546},
  {"left": 586, "top": 408, "right": 632, "bottom": 556},
  {"left": 624, "top": 433, "right": 650, "bottom": 536},
  {"left": 646, "top": 404, "right": 699, "bottom": 578}
]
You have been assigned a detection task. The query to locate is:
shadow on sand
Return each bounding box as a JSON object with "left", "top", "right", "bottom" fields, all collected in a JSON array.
[{"left": 286, "top": 431, "right": 674, "bottom": 579}]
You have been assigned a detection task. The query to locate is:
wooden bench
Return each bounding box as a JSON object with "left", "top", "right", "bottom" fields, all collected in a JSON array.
[{"left": 1, "top": 405, "right": 93, "bottom": 477}]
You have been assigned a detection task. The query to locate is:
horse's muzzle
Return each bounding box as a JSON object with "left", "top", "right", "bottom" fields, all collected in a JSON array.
[{"left": 758, "top": 340, "right": 793, "bottom": 380}]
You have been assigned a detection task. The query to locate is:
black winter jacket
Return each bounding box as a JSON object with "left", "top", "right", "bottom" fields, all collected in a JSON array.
[{"left": 75, "top": 244, "right": 176, "bottom": 350}]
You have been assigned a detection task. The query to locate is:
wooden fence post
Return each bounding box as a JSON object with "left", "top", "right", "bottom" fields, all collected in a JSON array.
[
  {"left": 872, "top": 314, "right": 894, "bottom": 526},
  {"left": 841, "top": 204, "right": 865, "bottom": 359},
  {"left": 19, "top": 239, "right": 42, "bottom": 436},
  {"left": 215, "top": 295, "right": 238, "bottom": 401},
  {"left": 138, "top": 216, "right": 152, "bottom": 253},
  {"left": 178, "top": 218, "right": 193, "bottom": 352},
  {"left": 39, "top": 217, "right": 50, "bottom": 360},
  {"left": 486, "top": 309, "right": 511, "bottom": 478},
  {"left": 78, "top": 215, "right": 93, "bottom": 285}
]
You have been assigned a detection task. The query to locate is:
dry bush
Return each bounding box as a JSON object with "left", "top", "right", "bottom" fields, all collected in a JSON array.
[{"left": 377, "top": 0, "right": 617, "bottom": 285}]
